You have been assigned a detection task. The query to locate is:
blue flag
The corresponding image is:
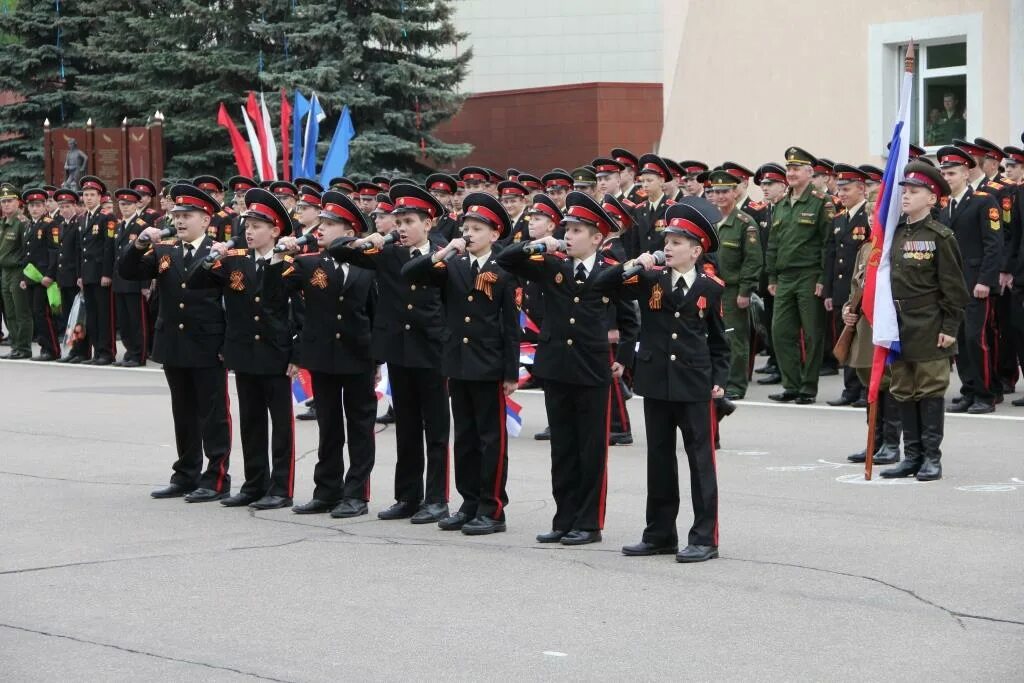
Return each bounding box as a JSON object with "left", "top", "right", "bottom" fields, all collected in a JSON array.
[
  {"left": 291, "top": 91, "right": 310, "bottom": 181},
  {"left": 320, "top": 106, "right": 356, "bottom": 186},
  {"left": 302, "top": 93, "right": 325, "bottom": 179}
]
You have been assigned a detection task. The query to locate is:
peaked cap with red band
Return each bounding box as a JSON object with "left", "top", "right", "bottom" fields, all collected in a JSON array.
[
  {"left": 462, "top": 191, "right": 512, "bottom": 238},
  {"left": 320, "top": 190, "right": 371, "bottom": 234},
  {"left": 169, "top": 184, "right": 220, "bottom": 216},
  {"left": 389, "top": 183, "right": 444, "bottom": 219},
  {"left": 241, "top": 188, "right": 292, "bottom": 236},
  {"left": 664, "top": 198, "right": 722, "bottom": 253},
  {"left": 561, "top": 191, "right": 615, "bottom": 236}
]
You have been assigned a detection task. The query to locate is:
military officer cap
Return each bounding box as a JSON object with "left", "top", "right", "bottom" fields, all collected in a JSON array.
[
  {"left": 936, "top": 145, "right": 976, "bottom": 169},
  {"left": 389, "top": 183, "right": 444, "bottom": 219},
  {"left": 1002, "top": 146, "right": 1024, "bottom": 165},
  {"left": 972, "top": 137, "right": 1006, "bottom": 161},
  {"left": 21, "top": 188, "right": 47, "bottom": 204},
  {"left": 228, "top": 176, "right": 257, "bottom": 193},
  {"left": 239, "top": 188, "right": 292, "bottom": 236},
  {"left": 458, "top": 166, "right": 489, "bottom": 184},
  {"left": 637, "top": 154, "right": 672, "bottom": 181},
  {"left": 462, "top": 191, "right": 512, "bottom": 238},
  {"left": 664, "top": 199, "right": 721, "bottom": 253},
  {"left": 571, "top": 166, "right": 597, "bottom": 188},
  {"left": 193, "top": 175, "right": 225, "bottom": 193},
  {"left": 296, "top": 185, "right": 322, "bottom": 209},
  {"left": 169, "top": 184, "right": 220, "bottom": 215},
  {"left": 426, "top": 173, "right": 458, "bottom": 195},
  {"left": 128, "top": 178, "right": 157, "bottom": 197},
  {"left": 370, "top": 175, "right": 392, "bottom": 192},
  {"left": 517, "top": 173, "right": 544, "bottom": 192},
  {"left": 526, "top": 194, "right": 563, "bottom": 223},
  {"left": 0, "top": 183, "right": 19, "bottom": 201},
  {"left": 832, "top": 163, "right": 869, "bottom": 185},
  {"left": 497, "top": 180, "right": 529, "bottom": 198},
  {"left": 900, "top": 161, "right": 950, "bottom": 197},
  {"left": 812, "top": 157, "right": 835, "bottom": 176},
  {"left": 696, "top": 170, "right": 712, "bottom": 189},
  {"left": 592, "top": 157, "right": 625, "bottom": 177},
  {"left": 54, "top": 188, "right": 78, "bottom": 204},
  {"left": 294, "top": 177, "right": 324, "bottom": 194},
  {"left": 542, "top": 170, "right": 573, "bottom": 191},
  {"left": 42, "top": 184, "right": 57, "bottom": 197},
  {"left": 707, "top": 169, "right": 740, "bottom": 190},
  {"left": 257, "top": 180, "right": 273, "bottom": 189},
  {"left": 858, "top": 165, "right": 883, "bottom": 183},
  {"left": 485, "top": 168, "right": 503, "bottom": 184},
  {"left": 679, "top": 160, "right": 709, "bottom": 176},
  {"left": 783, "top": 147, "right": 816, "bottom": 167},
  {"left": 355, "top": 181, "right": 382, "bottom": 198},
  {"left": 562, "top": 191, "right": 615, "bottom": 236},
  {"left": 722, "top": 162, "right": 755, "bottom": 181},
  {"left": 664, "top": 158, "right": 685, "bottom": 182},
  {"left": 952, "top": 138, "right": 990, "bottom": 160},
  {"left": 506, "top": 168, "right": 522, "bottom": 181},
  {"left": 319, "top": 190, "right": 371, "bottom": 234},
  {"left": 610, "top": 148, "right": 639, "bottom": 173},
  {"left": 328, "top": 176, "right": 357, "bottom": 194},
  {"left": 754, "top": 163, "right": 788, "bottom": 186},
  {"left": 79, "top": 175, "right": 107, "bottom": 194},
  {"left": 372, "top": 193, "right": 395, "bottom": 215},
  {"left": 601, "top": 193, "right": 634, "bottom": 230},
  {"left": 114, "top": 187, "right": 142, "bottom": 202},
  {"left": 269, "top": 180, "right": 299, "bottom": 199}
]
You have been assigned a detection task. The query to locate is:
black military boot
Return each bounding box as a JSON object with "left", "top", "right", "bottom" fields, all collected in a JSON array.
[
  {"left": 847, "top": 397, "right": 882, "bottom": 463},
  {"left": 871, "top": 391, "right": 902, "bottom": 465},
  {"left": 881, "top": 399, "right": 922, "bottom": 478},
  {"left": 915, "top": 397, "right": 945, "bottom": 481}
]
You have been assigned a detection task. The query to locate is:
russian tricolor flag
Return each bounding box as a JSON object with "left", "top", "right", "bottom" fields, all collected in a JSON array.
[
  {"left": 519, "top": 310, "right": 539, "bottom": 334},
  {"left": 518, "top": 366, "right": 532, "bottom": 388},
  {"left": 519, "top": 342, "right": 536, "bottom": 365},
  {"left": 291, "top": 368, "right": 313, "bottom": 404},
  {"left": 505, "top": 397, "right": 523, "bottom": 437}
]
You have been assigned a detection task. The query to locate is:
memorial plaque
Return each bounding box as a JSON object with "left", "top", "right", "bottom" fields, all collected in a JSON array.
[
  {"left": 93, "top": 129, "right": 125, "bottom": 187},
  {"left": 127, "top": 127, "right": 151, "bottom": 180}
]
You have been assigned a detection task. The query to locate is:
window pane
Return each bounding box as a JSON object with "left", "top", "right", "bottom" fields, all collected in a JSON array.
[
  {"left": 923, "top": 76, "right": 967, "bottom": 146},
  {"left": 927, "top": 42, "right": 966, "bottom": 69}
]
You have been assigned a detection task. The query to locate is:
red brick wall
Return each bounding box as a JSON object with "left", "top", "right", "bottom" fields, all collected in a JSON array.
[{"left": 434, "top": 82, "right": 662, "bottom": 174}]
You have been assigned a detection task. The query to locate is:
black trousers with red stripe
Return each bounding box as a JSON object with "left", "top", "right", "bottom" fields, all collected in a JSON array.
[
  {"left": 449, "top": 379, "right": 509, "bottom": 521},
  {"left": 991, "top": 291, "right": 1018, "bottom": 389},
  {"left": 163, "top": 365, "right": 232, "bottom": 492},
  {"left": 542, "top": 380, "right": 610, "bottom": 532},
  {"left": 309, "top": 369, "right": 377, "bottom": 502},
  {"left": 234, "top": 372, "right": 295, "bottom": 499},
  {"left": 115, "top": 292, "right": 147, "bottom": 363},
  {"left": 641, "top": 398, "right": 718, "bottom": 548},
  {"left": 389, "top": 364, "right": 450, "bottom": 505},
  {"left": 27, "top": 283, "right": 60, "bottom": 357},
  {"left": 83, "top": 283, "right": 115, "bottom": 360},
  {"left": 956, "top": 296, "right": 995, "bottom": 403}
]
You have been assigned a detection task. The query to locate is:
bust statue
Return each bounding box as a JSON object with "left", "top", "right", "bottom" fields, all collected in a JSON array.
[{"left": 63, "top": 140, "right": 88, "bottom": 190}]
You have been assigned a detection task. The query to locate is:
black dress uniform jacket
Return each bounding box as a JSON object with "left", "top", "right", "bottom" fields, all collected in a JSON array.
[
  {"left": 402, "top": 251, "right": 520, "bottom": 382},
  {"left": 56, "top": 214, "right": 82, "bottom": 288},
  {"left": 112, "top": 215, "right": 148, "bottom": 294},
  {"left": 21, "top": 216, "right": 59, "bottom": 280},
  {"left": 939, "top": 187, "right": 1002, "bottom": 288},
  {"left": 79, "top": 208, "right": 116, "bottom": 284},
  {"left": 118, "top": 236, "right": 225, "bottom": 367},
  {"left": 823, "top": 202, "right": 871, "bottom": 307},
  {"left": 625, "top": 194, "right": 671, "bottom": 259}
]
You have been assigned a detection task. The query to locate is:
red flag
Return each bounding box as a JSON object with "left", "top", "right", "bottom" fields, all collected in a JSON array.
[
  {"left": 216, "top": 102, "right": 254, "bottom": 179},
  {"left": 280, "top": 89, "right": 292, "bottom": 182},
  {"left": 245, "top": 91, "right": 272, "bottom": 181}
]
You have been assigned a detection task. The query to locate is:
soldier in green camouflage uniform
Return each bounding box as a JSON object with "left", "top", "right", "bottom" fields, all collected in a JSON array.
[
  {"left": 0, "top": 183, "right": 31, "bottom": 359},
  {"left": 707, "top": 170, "right": 763, "bottom": 399},
  {"left": 766, "top": 147, "right": 835, "bottom": 403}
]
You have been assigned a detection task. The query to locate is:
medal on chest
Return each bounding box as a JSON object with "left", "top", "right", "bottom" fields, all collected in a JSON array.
[{"left": 696, "top": 295, "right": 707, "bottom": 318}]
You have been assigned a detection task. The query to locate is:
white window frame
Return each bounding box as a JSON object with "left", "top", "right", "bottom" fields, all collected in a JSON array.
[{"left": 867, "top": 14, "right": 983, "bottom": 157}]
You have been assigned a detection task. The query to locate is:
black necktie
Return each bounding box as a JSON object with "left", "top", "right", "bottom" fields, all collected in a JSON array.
[
  {"left": 256, "top": 257, "right": 267, "bottom": 285},
  {"left": 471, "top": 260, "right": 479, "bottom": 277},
  {"left": 949, "top": 198, "right": 957, "bottom": 215},
  {"left": 410, "top": 248, "right": 421, "bottom": 259},
  {"left": 183, "top": 243, "right": 194, "bottom": 268},
  {"left": 675, "top": 277, "right": 687, "bottom": 297},
  {"left": 575, "top": 263, "right": 587, "bottom": 284}
]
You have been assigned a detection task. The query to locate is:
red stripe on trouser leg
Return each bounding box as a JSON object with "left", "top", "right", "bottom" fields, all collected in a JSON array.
[
  {"left": 216, "top": 370, "right": 232, "bottom": 492},
  {"left": 980, "top": 298, "right": 991, "bottom": 391},
  {"left": 493, "top": 383, "right": 507, "bottom": 519},
  {"left": 108, "top": 287, "right": 117, "bottom": 357},
  {"left": 43, "top": 302, "right": 59, "bottom": 355},
  {"left": 597, "top": 388, "right": 611, "bottom": 530},
  {"left": 709, "top": 400, "right": 719, "bottom": 547},
  {"left": 608, "top": 348, "right": 630, "bottom": 432},
  {"left": 286, "top": 401, "right": 296, "bottom": 497},
  {"left": 139, "top": 297, "right": 148, "bottom": 363}
]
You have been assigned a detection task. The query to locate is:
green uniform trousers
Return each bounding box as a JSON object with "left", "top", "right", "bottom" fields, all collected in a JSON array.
[
  {"left": 1, "top": 267, "right": 31, "bottom": 354},
  {"left": 771, "top": 269, "right": 825, "bottom": 396},
  {"left": 723, "top": 286, "right": 751, "bottom": 396},
  {"left": 888, "top": 359, "right": 950, "bottom": 402}
]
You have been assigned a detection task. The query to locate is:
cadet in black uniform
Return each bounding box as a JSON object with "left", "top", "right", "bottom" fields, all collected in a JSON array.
[
  {"left": 541, "top": 170, "right": 573, "bottom": 213},
  {"left": 205, "top": 189, "right": 296, "bottom": 510},
  {"left": 937, "top": 146, "right": 1002, "bottom": 414},
  {"left": 53, "top": 189, "right": 87, "bottom": 362},
  {"left": 610, "top": 148, "right": 647, "bottom": 205},
  {"left": 625, "top": 154, "right": 673, "bottom": 259},
  {"left": 497, "top": 180, "right": 530, "bottom": 245},
  {"left": 497, "top": 191, "right": 635, "bottom": 546},
  {"left": 20, "top": 189, "right": 61, "bottom": 361},
  {"left": 595, "top": 200, "right": 730, "bottom": 563},
  {"left": 128, "top": 178, "right": 162, "bottom": 226},
  {"left": 404, "top": 192, "right": 519, "bottom": 535},
  {"left": 120, "top": 185, "right": 232, "bottom": 503},
  {"left": 279, "top": 191, "right": 378, "bottom": 518},
  {"left": 77, "top": 176, "right": 117, "bottom": 365},
  {"left": 110, "top": 188, "right": 150, "bottom": 366},
  {"left": 194, "top": 176, "right": 237, "bottom": 242},
  {"left": 332, "top": 184, "right": 451, "bottom": 524},
  {"left": 426, "top": 174, "right": 461, "bottom": 242},
  {"left": 823, "top": 164, "right": 872, "bottom": 406}
]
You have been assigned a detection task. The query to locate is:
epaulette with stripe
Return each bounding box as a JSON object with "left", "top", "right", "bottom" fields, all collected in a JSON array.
[
  {"left": 621, "top": 197, "right": 637, "bottom": 209},
  {"left": 528, "top": 254, "right": 544, "bottom": 262},
  {"left": 975, "top": 190, "right": 990, "bottom": 197},
  {"left": 602, "top": 256, "right": 620, "bottom": 266},
  {"left": 225, "top": 248, "right": 248, "bottom": 256},
  {"left": 135, "top": 218, "right": 147, "bottom": 226},
  {"left": 737, "top": 211, "right": 754, "bottom": 223},
  {"left": 158, "top": 239, "right": 177, "bottom": 245},
  {"left": 702, "top": 272, "right": 725, "bottom": 287},
  {"left": 746, "top": 200, "right": 767, "bottom": 210},
  {"left": 433, "top": 259, "right": 448, "bottom": 269}
]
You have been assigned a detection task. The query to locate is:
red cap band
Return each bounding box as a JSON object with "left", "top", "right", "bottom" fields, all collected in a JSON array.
[
  {"left": 299, "top": 192, "right": 321, "bottom": 207},
  {"left": 176, "top": 195, "right": 215, "bottom": 215},
  {"left": 115, "top": 191, "right": 138, "bottom": 202},
  {"left": 499, "top": 185, "right": 526, "bottom": 197},
  {"left": 602, "top": 201, "right": 631, "bottom": 228},
  {"left": 614, "top": 155, "right": 637, "bottom": 170},
  {"left": 24, "top": 191, "right": 46, "bottom": 203},
  {"left": 836, "top": 171, "right": 864, "bottom": 181},
  {"left": 521, "top": 179, "right": 543, "bottom": 190},
  {"left": 82, "top": 179, "right": 104, "bottom": 192},
  {"left": 905, "top": 171, "right": 942, "bottom": 196},
  {"left": 374, "top": 200, "right": 395, "bottom": 213},
  {"left": 940, "top": 153, "right": 970, "bottom": 166},
  {"left": 668, "top": 218, "right": 711, "bottom": 250},
  {"left": 131, "top": 184, "right": 152, "bottom": 195},
  {"left": 642, "top": 162, "right": 664, "bottom": 176},
  {"left": 1007, "top": 151, "right": 1024, "bottom": 164},
  {"left": 594, "top": 163, "right": 619, "bottom": 174},
  {"left": 465, "top": 204, "right": 502, "bottom": 228},
  {"left": 394, "top": 195, "right": 437, "bottom": 217},
  {"left": 530, "top": 202, "right": 560, "bottom": 222},
  {"left": 429, "top": 180, "right": 452, "bottom": 191},
  {"left": 274, "top": 186, "right": 297, "bottom": 197},
  {"left": 545, "top": 178, "right": 572, "bottom": 189},
  {"left": 197, "top": 182, "right": 219, "bottom": 191},
  {"left": 566, "top": 204, "right": 610, "bottom": 235},
  {"left": 760, "top": 171, "right": 787, "bottom": 184},
  {"left": 358, "top": 187, "right": 378, "bottom": 197},
  {"left": 322, "top": 203, "right": 361, "bottom": 225},
  {"left": 462, "top": 172, "right": 486, "bottom": 181},
  {"left": 683, "top": 165, "right": 705, "bottom": 174},
  {"left": 247, "top": 202, "right": 283, "bottom": 228}
]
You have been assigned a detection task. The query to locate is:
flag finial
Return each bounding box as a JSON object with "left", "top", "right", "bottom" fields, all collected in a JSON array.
[{"left": 904, "top": 40, "right": 916, "bottom": 74}]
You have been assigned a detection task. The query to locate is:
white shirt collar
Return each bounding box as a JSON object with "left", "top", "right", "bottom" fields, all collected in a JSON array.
[
  {"left": 185, "top": 234, "right": 206, "bottom": 251},
  {"left": 410, "top": 240, "right": 430, "bottom": 255},
  {"left": 252, "top": 247, "right": 274, "bottom": 261},
  {"left": 572, "top": 252, "right": 598, "bottom": 275},
  {"left": 847, "top": 200, "right": 866, "bottom": 217},
  {"left": 671, "top": 267, "right": 697, "bottom": 291},
  {"left": 472, "top": 250, "right": 492, "bottom": 270},
  {"left": 952, "top": 186, "right": 969, "bottom": 203}
]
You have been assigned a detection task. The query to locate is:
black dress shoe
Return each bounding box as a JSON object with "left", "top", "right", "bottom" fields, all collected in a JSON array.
[
  {"left": 560, "top": 529, "right": 602, "bottom": 545},
  {"left": 438, "top": 511, "right": 469, "bottom": 530},
  {"left": 31, "top": 352, "right": 56, "bottom": 362},
  {"left": 754, "top": 364, "right": 778, "bottom": 375},
  {"left": 723, "top": 392, "right": 744, "bottom": 401},
  {"left": 184, "top": 488, "right": 229, "bottom": 503},
  {"left": 292, "top": 498, "right": 340, "bottom": 514},
  {"left": 847, "top": 449, "right": 867, "bottom": 463},
  {"left": 795, "top": 394, "right": 816, "bottom": 405},
  {"left": 92, "top": 355, "right": 114, "bottom": 366},
  {"left": 1011, "top": 397, "right": 1024, "bottom": 407},
  {"left": 55, "top": 354, "right": 73, "bottom": 363},
  {"left": 377, "top": 500, "right": 419, "bottom": 520},
  {"left": 411, "top": 502, "right": 449, "bottom": 524},
  {"left": 826, "top": 396, "right": 855, "bottom": 406},
  {"left": 221, "top": 492, "right": 261, "bottom": 507},
  {"left": 249, "top": 495, "right": 293, "bottom": 510},
  {"left": 67, "top": 355, "right": 85, "bottom": 364},
  {"left": 296, "top": 407, "right": 317, "bottom": 421},
  {"left": 609, "top": 431, "right": 633, "bottom": 446},
  {"left": 462, "top": 516, "right": 506, "bottom": 535},
  {"left": 676, "top": 544, "right": 718, "bottom": 562},
  {"left": 330, "top": 498, "right": 368, "bottom": 518},
  {"left": 534, "top": 426, "right": 551, "bottom": 441},
  {"left": 819, "top": 367, "right": 839, "bottom": 376},
  {"left": 967, "top": 401, "right": 994, "bottom": 415},
  {"left": 622, "top": 541, "right": 678, "bottom": 556},
  {"left": 536, "top": 530, "right": 568, "bottom": 543},
  {"left": 756, "top": 373, "right": 782, "bottom": 385},
  {"left": 768, "top": 391, "right": 799, "bottom": 402},
  {"left": 112, "top": 360, "right": 125, "bottom": 367},
  {"left": 947, "top": 400, "right": 971, "bottom": 413},
  {"left": 151, "top": 483, "right": 196, "bottom": 499},
  {"left": 851, "top": 398, "right": 868, "bottom": 408},
  {"left": 121, "top": 359, "right": 142, "bottom": 368}
]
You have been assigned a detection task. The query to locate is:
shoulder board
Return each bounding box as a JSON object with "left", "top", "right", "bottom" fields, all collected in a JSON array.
[
  {"left": 448, "top": 211, "right": 457, "bottom": 220},
  {"left": 226, "top": 248, "right": 248, "bottom": 256},
  {"left": 923, "top": 219, "right": 954, "bottom": 238},
  {"left": 702, "top": 272, "right": 725, "bottom": 287},
  {"left": 989, "top": 181, "right": 1004, "bottom": 190},
  {"left": 736, "top": 211, "right": 753, "bottom": 223},
  {"left": 100, "top": 208, "right": 113, "bottom": 215},
  {"left": 432, "top": 260, "right": 448, "bottom": 269},
  {"left": 529, "top": 254, "right": 545, "bottom": 262},
  {"left": 665, "top": 199, "right": 676, "bottom": 206},
  {"left": 282, "top": 265, "right": 295, "bottom": 277},
  {"left": 144, "top": 208, "right": 158, "bottom": 215},
  {"left": 296, "top": 252, "right": 321, "bottom": 259},
  {"left": 650, "top": 265, "right": 666, "bottom": 272},
  {"left": 748, "top": 200, "right": 766, "bottom": 210},
  {"left": 620, "top": 197, "right": 637, "bottom": 208},
  {"left": 158, "top": 239, "right": 177, "bottom": 245},
  {"left": 602, "top": 256, "right": 620, "bottom": 266},
  {"left": 974, "top": 190, "right": 990, "bottom": 197},
  {"left": 281, "top": 254, "right": 295, "bottom": 263},
  {"left": 224, "top": 206, "right": 236, "bottom": 215},
  {"left": 217, "top": 210, "right": 228, "bottom": 217},
  {"left": 135, "top": 218, "right": 146, "bottom": 226},
  {"left": 811, "top": 188, "right": 826, "bottom": 200}
]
